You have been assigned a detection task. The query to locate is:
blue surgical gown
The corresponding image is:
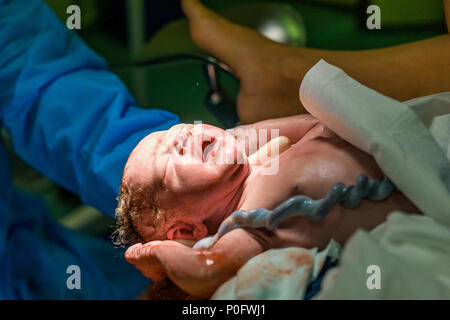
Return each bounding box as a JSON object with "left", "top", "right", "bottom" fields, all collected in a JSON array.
[{"left": 0, "top": 0, "right": 180, "bottom": 299}]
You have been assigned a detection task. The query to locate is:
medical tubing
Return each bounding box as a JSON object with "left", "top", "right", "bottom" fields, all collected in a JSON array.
[
  {"left": 194, "top": 174, "right": 396, "bottom": 249},
  {"left": 110, "top": 54, "right": 238, "bottom": 80}
]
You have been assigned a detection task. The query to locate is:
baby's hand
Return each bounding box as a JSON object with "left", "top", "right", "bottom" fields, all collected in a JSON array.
[
  {"left": 125, "top": 228, "right": 265, "bottom": 298},
  {"left": 125, "top": 242, "right": 167, "bottom": 281},
  {"left": 247, "top": 135, "right": 291, "bottom": 166}
]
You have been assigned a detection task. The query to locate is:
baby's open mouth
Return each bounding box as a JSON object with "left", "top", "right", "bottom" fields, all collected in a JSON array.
[{"left": 202, "top": 138, "right": 216, "bottom": 161}]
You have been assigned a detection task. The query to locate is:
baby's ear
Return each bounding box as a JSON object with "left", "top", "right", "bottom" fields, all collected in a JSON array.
[{"left": 166, "top": 220, "right": 208, "bottom": 241}]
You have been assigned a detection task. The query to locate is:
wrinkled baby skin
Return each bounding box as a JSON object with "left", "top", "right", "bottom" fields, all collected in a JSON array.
[
  {"left": 123, "top": 115, "right": 418, "bottom": 298},
  {"left": 123, "top": 123, "right": 251, "bottom": 241}
]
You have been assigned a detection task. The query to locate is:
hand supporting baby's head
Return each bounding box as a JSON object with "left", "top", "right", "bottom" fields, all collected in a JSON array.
[{"left": 113, "top": 123, "right": 251, "bottom": 247}]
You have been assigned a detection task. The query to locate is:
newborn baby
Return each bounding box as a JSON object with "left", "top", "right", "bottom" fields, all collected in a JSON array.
[{"left": 115, "top": 114, "right": 418, "bottom": 298}]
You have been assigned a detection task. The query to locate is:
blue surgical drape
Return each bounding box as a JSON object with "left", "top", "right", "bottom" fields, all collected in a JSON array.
[{"left": 0, "top": 0, "right": 180, "bottom": 299}]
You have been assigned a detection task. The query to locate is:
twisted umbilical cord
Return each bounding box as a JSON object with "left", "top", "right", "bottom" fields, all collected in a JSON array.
[{"left": 194, "top": 174, "right": 396, "bottom": 249}]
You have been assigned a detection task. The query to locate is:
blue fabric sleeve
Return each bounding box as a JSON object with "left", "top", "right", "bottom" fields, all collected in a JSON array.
[{"left": 0, "top": 0, "right": 180, "bottom": 217}]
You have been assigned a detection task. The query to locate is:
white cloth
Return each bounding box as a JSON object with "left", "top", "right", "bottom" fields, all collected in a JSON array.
[
  {"left": 212, "top": 241, "right": 341, "bottom": 300},
  {"left": 407, "top": 92, "right": 450, "bottom": 161},
  {"left": 317, "top": 212, "right": 450, "bottom": 299}
]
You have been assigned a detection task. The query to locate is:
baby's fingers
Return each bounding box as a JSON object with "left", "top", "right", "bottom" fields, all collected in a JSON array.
[{"left": 125, "top": 242, "right": 166, "bottom": 281}]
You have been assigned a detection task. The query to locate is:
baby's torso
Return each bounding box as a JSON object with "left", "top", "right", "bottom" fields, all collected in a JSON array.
[
  {"left": 241, "top": 134, "right": 382, "bottom": 212},
  {"left": 238, "top": 132, "right": 418, "bottom": 250}
]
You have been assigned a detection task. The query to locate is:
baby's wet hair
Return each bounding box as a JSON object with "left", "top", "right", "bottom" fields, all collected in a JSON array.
[{"left": 112, "top": 181, "right": 162, "bottom": 247}]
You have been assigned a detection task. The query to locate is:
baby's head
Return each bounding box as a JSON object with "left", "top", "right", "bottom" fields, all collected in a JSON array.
[{"left": 113, "top": 123, "right": 250, "bottom": 246}]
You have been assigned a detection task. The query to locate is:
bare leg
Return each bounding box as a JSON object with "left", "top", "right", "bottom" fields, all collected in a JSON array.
[
  {"left": 182, "top": 0, "right": 450, "bottom": 123},
  {"left": 182, "top": 0, "right": 310, "bottom": 122}
]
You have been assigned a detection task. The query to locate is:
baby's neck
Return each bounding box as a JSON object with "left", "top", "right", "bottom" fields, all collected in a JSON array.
[
  {"left": 204, "top": 163, "right": 280, "bottom": 232},
  {"left": 203, "top": 167, "right": 252, "bottom": 233},
  {"left": 204, "top": 146, "right": 296, "bottom": 233}
]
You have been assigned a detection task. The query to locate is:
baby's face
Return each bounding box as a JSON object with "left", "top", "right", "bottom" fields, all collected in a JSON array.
[{"left": 123, "top": 123, "right": 250, "bottom": 240}]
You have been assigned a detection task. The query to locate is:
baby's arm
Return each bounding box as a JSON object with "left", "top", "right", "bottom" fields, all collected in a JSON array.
[{"left": 230, "top": 114, "right": 319, "bottom": 155}]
